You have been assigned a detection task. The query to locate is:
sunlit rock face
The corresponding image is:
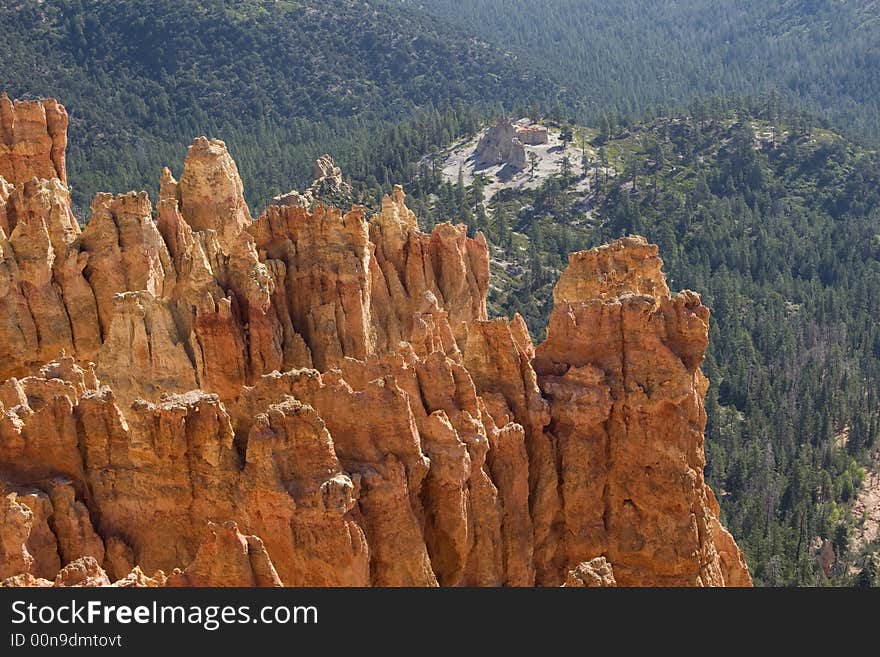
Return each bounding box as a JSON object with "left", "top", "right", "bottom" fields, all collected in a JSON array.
[{"left": 0, "top": 95, "right": 750, "bottom": 588}]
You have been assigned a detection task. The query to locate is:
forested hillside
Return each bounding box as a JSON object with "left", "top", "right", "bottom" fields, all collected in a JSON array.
[
  {"left": 411, "top": 0, "right": 880, "bottom": 143},
  {"left": 0, "top": 0, "right": 568, "bottom": 212},
  {"left": 406, "top": 105, "right": 880, "bottom": 585}
]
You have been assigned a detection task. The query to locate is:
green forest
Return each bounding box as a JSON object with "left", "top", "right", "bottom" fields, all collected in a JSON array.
[
  {"left": 2, "top": 0, "right": 880, "bottom": 585},
  {"left": 0, "top": 0, "right": 568, "bottom": 212},
  {"left": 412, "top": 0, "right": 880, "bottom": 143}
]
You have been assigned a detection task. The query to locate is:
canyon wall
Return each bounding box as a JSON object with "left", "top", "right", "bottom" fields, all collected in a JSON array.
[{"left": 0, "top": 95, "right": 750, "bottom": 587}]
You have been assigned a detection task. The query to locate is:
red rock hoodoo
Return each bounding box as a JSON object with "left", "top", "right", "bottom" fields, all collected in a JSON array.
[{"left": 0, "top": 96, "right": 750, "bottom": 587}]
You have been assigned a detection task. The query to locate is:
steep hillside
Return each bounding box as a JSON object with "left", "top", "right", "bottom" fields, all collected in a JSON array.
[
  {"left": 411, "top": 0, "right": 880, "bottom": 142},
  {"left": 0, "top": 0, "right": 568, "bottom": 212}
]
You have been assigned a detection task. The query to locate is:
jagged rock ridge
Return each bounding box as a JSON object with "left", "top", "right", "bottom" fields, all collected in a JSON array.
[{"left": 0, "top": 95, "right": 750, "bottom": 587}]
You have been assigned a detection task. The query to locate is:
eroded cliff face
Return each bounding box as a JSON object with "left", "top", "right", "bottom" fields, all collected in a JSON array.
[
  {"left": 0, "top": 93, "right": 67, "bottom": 186},
  {"left": 0, "top": 95, "right": 750, "bottom": 587},
  {"left": 534, "top": 238, "right": 748, "bottom": 585}
]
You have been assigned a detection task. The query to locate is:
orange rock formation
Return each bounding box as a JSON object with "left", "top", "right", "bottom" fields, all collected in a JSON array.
[
  {"left": 0, "top": 93, "right": 67, "bottom": 185},
  {"left": 0, "top": 96, "right": 750, "bottom": 587}
]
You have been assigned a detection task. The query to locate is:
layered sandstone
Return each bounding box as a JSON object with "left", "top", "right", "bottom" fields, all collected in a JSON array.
[
  {"left": 166, "top": 522, "right": 283, "bottom": 587},
  {"left": 0, "top": 93, "right": 67, "bottom": 185},
  {"left": 534, "top": 237, "right": 744, "bottom": 585},
  {"left": 0, "top": 95, "right": 751, "bottom": 587}
]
